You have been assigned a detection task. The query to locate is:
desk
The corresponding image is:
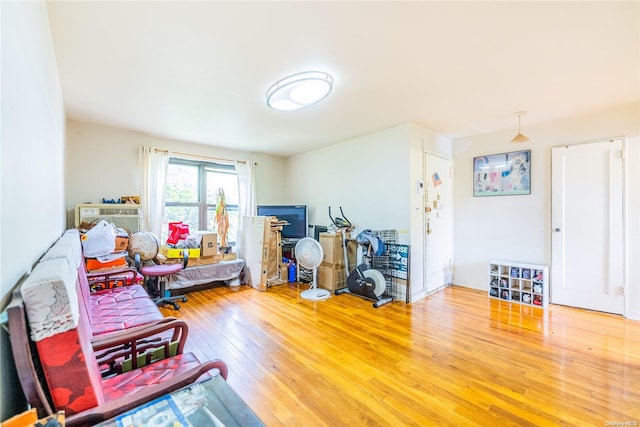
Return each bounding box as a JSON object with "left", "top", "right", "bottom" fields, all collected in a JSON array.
[
  {"left": 168, "top": 259, "right": 245, "bottom": 291},
  {"left": 96, "top": 375, "right": 264, "bottom": 427}
]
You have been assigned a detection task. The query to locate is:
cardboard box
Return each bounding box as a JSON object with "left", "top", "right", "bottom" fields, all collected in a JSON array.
[
  {"left": 223, "top": 252, "right": 237, "bottom": 261},
  {"left": 241, "top": 215, "right": 270, "bottom": 292},
  {"left": 318, "top": 264, "right": 347, "bottom": 291},
  {"left": 346, "top": 239, "right": 358, "bottom": 273},
  {"left": 120, "top": 196, "right": 140, "bottom": 204},
  {"left": 114, "top": 236, "right": 129, "bottom": 252},
  {"left": 163, "top": 253, "right": 222, "bottom": 267},
  {"left": 198, "top": 231, "right": 218, "bottom": 256},
  {"left": 319, "top": 232, "right": 348, "bottom": 266}
]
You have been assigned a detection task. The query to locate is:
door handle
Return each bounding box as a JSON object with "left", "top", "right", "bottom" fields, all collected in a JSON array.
[{"left": 554, "top": 228, "right": 561, "bottom": 232}]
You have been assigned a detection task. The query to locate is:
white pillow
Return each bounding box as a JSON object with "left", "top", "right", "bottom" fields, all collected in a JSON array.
[{"left": 21, "top": 257, "right": 79, "bottom": 342}]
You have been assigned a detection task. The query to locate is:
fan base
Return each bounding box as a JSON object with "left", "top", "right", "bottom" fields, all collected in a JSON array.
[{"left": 301, "top": 288, "right": 331, "bottom": 301}]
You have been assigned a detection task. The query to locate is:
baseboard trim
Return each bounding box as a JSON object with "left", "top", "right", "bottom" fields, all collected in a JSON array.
[{"left": 626, "top": 310, "right": 640, "bottom": 320}]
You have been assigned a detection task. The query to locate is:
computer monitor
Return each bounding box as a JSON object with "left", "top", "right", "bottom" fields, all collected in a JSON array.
[{"left": 256, "top": 205, "right": 308, "bottom": 240}]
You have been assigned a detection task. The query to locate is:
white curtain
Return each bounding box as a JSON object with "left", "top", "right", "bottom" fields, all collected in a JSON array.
[
  {"left": 139, "top": 146, "right": 169, "bottom": 238},
  {"left": 236, "top": 160, "right": 256, "bottom": 222},
  {"left": 235, "top": 160, "right": 256, "bottom": 254}
]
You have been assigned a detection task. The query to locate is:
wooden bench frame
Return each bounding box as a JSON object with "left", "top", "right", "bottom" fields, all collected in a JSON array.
[{"left": 6, "top": 288, "right": 228, "bottom": 426}]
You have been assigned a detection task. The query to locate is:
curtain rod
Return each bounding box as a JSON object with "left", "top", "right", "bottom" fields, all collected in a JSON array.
[{"left": 153, "top": 148, "right": 256, "bottom": 165}]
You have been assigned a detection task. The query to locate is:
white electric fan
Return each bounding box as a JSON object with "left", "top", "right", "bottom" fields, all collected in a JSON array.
[{"left": 295, "top": 237, "right": 330, "bottom": 301}]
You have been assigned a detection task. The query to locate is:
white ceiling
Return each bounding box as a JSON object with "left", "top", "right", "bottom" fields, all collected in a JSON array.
[{"left": 46, "top": 1, "right": 639, "bottom": 157}]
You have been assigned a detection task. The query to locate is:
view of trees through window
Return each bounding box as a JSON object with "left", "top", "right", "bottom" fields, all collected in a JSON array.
[{"left": 163, "top": 158, "right": 239, "bottom": 246}]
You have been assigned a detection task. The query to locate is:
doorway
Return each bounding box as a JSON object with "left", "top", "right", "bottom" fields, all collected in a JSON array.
[
  {"left": 424, "top": 153, "right": 453, "bottom": 293},
  {"left": 551, "top": 139, "right": 625, "bottom": 314}
]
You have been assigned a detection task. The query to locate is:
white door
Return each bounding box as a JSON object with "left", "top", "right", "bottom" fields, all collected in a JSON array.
[
  {"left": 551, "top": 139, "right": 625, "bottom": 314},
  {"left": 424, "top": 153, "right": 453, "bottom": 293}
]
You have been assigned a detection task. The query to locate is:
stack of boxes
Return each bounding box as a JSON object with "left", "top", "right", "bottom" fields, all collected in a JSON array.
[
  {"left": 164, "top": 222, "right": 201, "bottom": 259},
  {"left": 162, "top": 230, "right": 219, "bottom": 267},
  {"left": 317, "top": 232, "right": 349, "bottom": 291},
  {"left": 83, "top": 224, "right": 130, "bottom": 272}
]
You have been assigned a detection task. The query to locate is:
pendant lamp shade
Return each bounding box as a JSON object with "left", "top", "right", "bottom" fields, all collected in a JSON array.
[{"left": 510, "top": 111, "right": 530, "bottom": 143}]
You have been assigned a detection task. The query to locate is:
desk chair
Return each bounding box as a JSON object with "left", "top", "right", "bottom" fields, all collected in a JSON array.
[{"left": 135, "top": 253, "right": 188, "bottom": 310}]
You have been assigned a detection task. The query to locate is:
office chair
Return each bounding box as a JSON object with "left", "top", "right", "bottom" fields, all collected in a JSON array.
[{"left": 135, "top": 252, "right": 188, "bottom": 310}]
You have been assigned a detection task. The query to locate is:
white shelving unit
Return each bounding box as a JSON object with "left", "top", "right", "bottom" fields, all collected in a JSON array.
[
  {"left": 488, "top": 260, "right": 549, "bottom": 308},
  {"left": 75, "top": 203, "right": 143, "bottom": 233}
]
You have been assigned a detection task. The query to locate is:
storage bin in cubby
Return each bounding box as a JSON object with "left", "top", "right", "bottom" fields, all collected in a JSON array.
[{"left": 488, "top": 260, "right": 549, "bottom": 308}]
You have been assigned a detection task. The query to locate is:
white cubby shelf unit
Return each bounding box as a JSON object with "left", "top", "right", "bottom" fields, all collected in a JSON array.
[{"left": 488, "top": 260, "right": 549, "bottom": 308}]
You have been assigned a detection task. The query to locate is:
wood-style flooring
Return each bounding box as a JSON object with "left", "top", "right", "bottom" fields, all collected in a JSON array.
[{"left": 160, "top": 283, "right": 640, "bottom": 426}]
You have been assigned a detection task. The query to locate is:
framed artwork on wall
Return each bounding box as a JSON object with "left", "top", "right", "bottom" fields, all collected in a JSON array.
[{"left": 473, "top": 150, "right": 531, "bottom": 196}]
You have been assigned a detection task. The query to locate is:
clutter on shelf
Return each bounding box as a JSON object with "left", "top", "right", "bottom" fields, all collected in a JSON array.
[
  {"left": 80, "top": 220, "right": 131, "bottom": 272},
  {"left": 100, "top": 196, "right": 141, "bottom": 204},
  {"left": 162, "top": 221, "right": 235, "bottom": 267},
  {"left": 77, "top": 214, "right": 235, "bottom": 271}
]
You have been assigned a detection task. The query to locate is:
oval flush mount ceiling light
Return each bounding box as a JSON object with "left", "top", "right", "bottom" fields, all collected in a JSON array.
[
  {"left": 266, "top": 71, "right": 333, "bottom": 111},
  {"left": 510, "top": 111, "right": 530, "bottom": 143}
]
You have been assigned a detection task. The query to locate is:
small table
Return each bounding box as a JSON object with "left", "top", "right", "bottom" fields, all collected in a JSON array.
[{"left": 96, "top": 375, "right": 264, "bottom": 427}]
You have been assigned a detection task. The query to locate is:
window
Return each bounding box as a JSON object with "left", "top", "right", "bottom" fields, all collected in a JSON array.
[{"left": 163, "top": 158, "right": 239, "bottom": 245}]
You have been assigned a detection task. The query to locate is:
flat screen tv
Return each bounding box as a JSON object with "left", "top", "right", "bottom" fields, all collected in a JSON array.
[{"left": 257, "top": 205, "right": 307, "bottom": 240}]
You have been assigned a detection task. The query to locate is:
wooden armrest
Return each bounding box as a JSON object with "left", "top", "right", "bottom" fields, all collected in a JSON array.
[
  {"left": 66, "top": 359, "right": 228, "bottom": 426},
  {"left": 86, "top": 267, "right": 139, "bottom": 280},
  {"left": 90, "top": 317, "right": 178, "bottom": 344},
  {"left": 92, "top": 318, "right": 189, "bottom": 376}
]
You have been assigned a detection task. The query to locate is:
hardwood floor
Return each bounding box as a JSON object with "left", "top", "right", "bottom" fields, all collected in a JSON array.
[{"left": 160, "top": 283, "right": 640, "bottom": 426}]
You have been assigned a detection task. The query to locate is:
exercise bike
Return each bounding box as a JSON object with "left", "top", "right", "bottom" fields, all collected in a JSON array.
[{"left": 330, "top": 208, "right": 392, "bottom": 308}]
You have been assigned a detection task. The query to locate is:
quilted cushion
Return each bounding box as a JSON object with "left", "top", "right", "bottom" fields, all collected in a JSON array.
[
  {"left": 101, "top": 353, "right": 208, "bottom": 400},
  {"left": 35, "top": 313, "right": 105, "bottom": 414},
  {"left": 89, "top": 285, "right": 164, "bottom": 336},
  {"left": 92, "top": 284, "right": 152, "bottom": 302}
]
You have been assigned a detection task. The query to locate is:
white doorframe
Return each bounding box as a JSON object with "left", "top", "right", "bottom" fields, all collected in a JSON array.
[{"left": 423, "top": 152, "right": 453, "bottom": 294}]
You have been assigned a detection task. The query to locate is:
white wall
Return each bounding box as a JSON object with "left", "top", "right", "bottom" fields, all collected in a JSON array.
[
  {"left": 452, "top": 103, "right": 640, "bottom": 319},
  {"left": 1, "top": 1, "right": 66, "bottom": 300},
  {"left": 285, "top": 123, "right": 452, "bottom": 301},
  {"left": 65, "top": 120, "right": 287, "bottom": 228},
  {"left": 0, "top": 1, "right": 66, "bottom": 420},
  {"left": 286, "top": 124, "right": 411, "bottom": 233},
  {"left": 625, "top": 137, "right": 640, "bottom": 319}
]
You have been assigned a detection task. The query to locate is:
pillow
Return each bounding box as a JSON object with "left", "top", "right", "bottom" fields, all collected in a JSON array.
[{"left": 21, "top": 257, "right": 79, "bottom": 342}]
